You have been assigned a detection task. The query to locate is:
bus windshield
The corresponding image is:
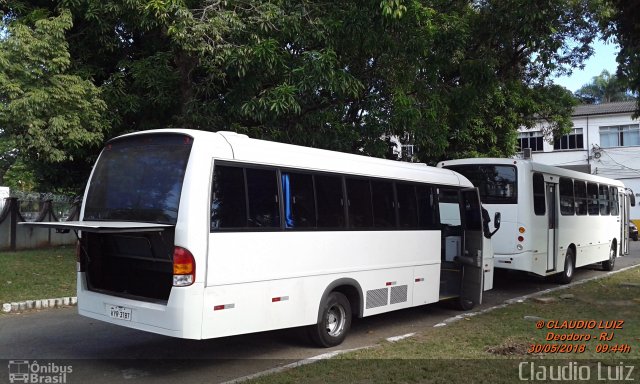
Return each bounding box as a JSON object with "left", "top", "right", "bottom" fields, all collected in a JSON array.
[
  {"left": 84, "top": 133, "right": 193, "bottom": 224},
  {"left": 445, "top": 164, "right": 517, "bottom": 204}
]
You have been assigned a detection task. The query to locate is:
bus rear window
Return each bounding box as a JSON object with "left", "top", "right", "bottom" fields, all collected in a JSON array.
[
  {"left": 445, "top": 165, "right": 517, "bottom": 204},
  {"left": 84, "top": 134, "right": 193, "bottom": 224}
]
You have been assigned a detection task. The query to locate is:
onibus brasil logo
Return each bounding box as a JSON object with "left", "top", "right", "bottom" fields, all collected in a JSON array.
[{"left": 8, "top": 360, "right": 72, "bottom": 383}]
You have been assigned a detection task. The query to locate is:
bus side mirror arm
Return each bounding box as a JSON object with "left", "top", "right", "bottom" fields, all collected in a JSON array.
[{"left": 487, "top": 212, "right": 501, "bottom": 239}]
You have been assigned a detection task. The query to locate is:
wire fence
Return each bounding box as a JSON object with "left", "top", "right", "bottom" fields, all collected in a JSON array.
[
  {"left": 0, "top": 191, "right": 80, "bottom": 251},
  {"left": 5, "top": 191, "right": 78, "bottom": 222}
]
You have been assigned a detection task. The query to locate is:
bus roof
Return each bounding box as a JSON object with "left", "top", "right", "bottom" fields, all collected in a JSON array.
[
  {"left": 438, "top": 157, "right": 625, "bottom": 188},
  {"left": 116, "top": 129, "right": 474, "bottom": 188}
]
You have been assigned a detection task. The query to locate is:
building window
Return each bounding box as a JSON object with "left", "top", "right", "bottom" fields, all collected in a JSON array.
[
  {"left": 599, "top": 124, "right": 640, "bottom": 148},
  {"left": 554, "top": 128, "right": 584, "bottom": 150},
  {"left": 518, "top": 131, "right": 544, "bottom": 152}
]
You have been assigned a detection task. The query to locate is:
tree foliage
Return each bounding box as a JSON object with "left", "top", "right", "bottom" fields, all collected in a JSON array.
[
  {"left": 0, "top": 9, "right": 106, "bottom": 190},
  {"left": 0, "top": 0, "right": 607, "bottom": 191},
  {"left": 574, "top": 69, "right": 634, "bottom": 104},
  {"left": 0, "top": 132, "right": 18, "bottom": 185},
  {"left": 600, "top": 0, "right": 640, "bottom": 115}
]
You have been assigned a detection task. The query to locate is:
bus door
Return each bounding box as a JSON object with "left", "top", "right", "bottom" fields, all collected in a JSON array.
[
  {"left": 546, "top": 183, "right": 558, "bottom": 272},
  {"left": 620, "top": 190, "right": 629, "bottom": 256},
  {"left": 621, "top": 188, "right": 635, "bottom": 256},
  {"left": 459, "top": 188, "right": 484, "bottom": 306}
]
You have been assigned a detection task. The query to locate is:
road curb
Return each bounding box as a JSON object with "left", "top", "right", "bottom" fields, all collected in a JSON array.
[{"left": 1, "top": 297, "right": 77, "bottom": 313}]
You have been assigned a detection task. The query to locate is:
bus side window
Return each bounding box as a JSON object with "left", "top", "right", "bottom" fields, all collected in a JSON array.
[
  {"left": 282, "top": 172, "right": 316, "bottom": 228},
  {"left": 610, "top": 186, "right": 619, "bottom": 215},
  {"left": 397, "top": 183, "right": 418, "bottom": 228},
  {"left": 599, "top": 184, "right": 610, "bottom": 215},
  {"left": 371, "top": 180, "right": 395, "bottom": 228},
  {"left": 211, "top": 165, "right": 248, "bottom": 229},
  {"left": 532, "top": 173, "right": 545, "bottom": 215},
  {"left": 346, "top": 178, "right": 374, "bottom": 228},
  {"left": 587, "top": 182, "right": 600, "bottom": 215},
  {"left": 559, "top": 177, "right": 575, "bottom": 215},
  {"left": 315, "top": 175, "right": 346, "bottom": 228},
  {"left": 417, "top": 186, "right": 438, "bottom": 229},
  {"left": 246, "top": 168, "right": 280, "bottom": 228},
  {"left": 574, "top": 181, "right": 587, "bottom": 215}
]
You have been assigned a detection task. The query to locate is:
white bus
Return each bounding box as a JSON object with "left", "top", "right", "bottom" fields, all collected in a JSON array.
[
  {"left": 27, "top": 129, "right": 498, "bottom": 347},
  {"left": 438, "top": 158, "right": 633, "bottom": 283}
]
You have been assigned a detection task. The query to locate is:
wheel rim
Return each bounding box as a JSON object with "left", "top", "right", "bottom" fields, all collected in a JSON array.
[
  {"left": 325, "top": 304, "right": 346, "bottom": 337},
  {"left": 609, "top": 248, "right": 616, "bottom": 265}
]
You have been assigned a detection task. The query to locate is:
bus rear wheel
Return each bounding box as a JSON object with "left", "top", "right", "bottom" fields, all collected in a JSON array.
[
  {"left": 309, "top": 292, "right": 352, "bottom": 348},
  {"left": 602, "top": 244, "right": 616, "bottom": 271},
  {"left": 556, "top": 248, "right": 575, "bottom": 284}
]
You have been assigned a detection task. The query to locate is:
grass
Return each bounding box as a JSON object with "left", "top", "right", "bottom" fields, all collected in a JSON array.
[
  {"left": 0, "top": 246, "right": 76, "bottom": 304},
  {"left": 249, "top": 266, "right": 640, "bottom": 384}
]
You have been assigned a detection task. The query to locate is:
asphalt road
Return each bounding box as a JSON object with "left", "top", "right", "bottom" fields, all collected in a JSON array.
[{"left": 1, "top": 241, "right": 639, "bottom": 384}]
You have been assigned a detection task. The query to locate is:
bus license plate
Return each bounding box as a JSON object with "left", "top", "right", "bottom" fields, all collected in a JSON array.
[{"left": 107, "top": 305, "right": 132, "bottom": 321}]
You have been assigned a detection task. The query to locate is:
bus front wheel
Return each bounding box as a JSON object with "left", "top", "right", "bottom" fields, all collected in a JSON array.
[
  {"left": 456, "top": 297, "right": 475, "bottom": 311},
  {"left": 309, "top": 292, "right": 352, "bottom": 348},
  {"left": 556, "top": 249, "right": 575, "bottom": 284},
  {"left": 602, "top": 244, "right": 616, "bottom": 271}
]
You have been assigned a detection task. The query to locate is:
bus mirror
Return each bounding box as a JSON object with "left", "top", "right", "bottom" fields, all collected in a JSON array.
[
  {"left": 626, "top": 188, "right": 635, "bottom": 207},
  {"left": 494, "top": 212, "right": 501, "bottom": 230}
]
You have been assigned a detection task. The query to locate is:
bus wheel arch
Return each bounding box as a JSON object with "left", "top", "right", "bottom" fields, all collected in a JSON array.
[
  {"left": 309, "top": 279, "right": 362, "bottom": 348},
  {"left": 556, "top": 246, "right": 576, "bottom": 284},
  {"left": 603, "top": 240, "right": 617, "bottom": 271},
  {"left": 317, "top": 279, "right": 363, "bottom": 320}
]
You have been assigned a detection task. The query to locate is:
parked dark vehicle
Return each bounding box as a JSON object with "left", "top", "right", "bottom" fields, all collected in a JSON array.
[{"left": 630, "top": 221, "right": 638, "bottom": 241}]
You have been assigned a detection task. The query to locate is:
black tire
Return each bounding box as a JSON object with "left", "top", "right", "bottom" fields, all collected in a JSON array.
[
  {"left": 556, "top": 248, "right": 575, "bottom": 284},
  {"left": 308, "top": 292, "right": 352, "bottom": 348},
  {"left": 456, "top": 296, "right": 475, "bottom": 311},
  {"left": 602, "top": 244, "right": 616, "bottom": 271}
]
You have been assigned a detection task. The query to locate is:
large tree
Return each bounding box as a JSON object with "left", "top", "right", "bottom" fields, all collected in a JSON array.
[
  {"left": 0, "top": 9, "right": 106, "bottom": 191},
  {"left": 1, "top": 0, "right": 605, "bottom": 191},
  {"left": 600, "top": 0, "right": 640, "bottom": 115}
]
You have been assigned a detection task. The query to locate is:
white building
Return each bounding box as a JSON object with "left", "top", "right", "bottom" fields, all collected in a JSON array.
[{"left": 517, "top": 100, "right": 640, "bottom": 220}]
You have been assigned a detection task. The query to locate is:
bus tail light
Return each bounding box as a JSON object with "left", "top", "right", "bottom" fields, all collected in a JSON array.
[
  {"left": 173, "top": 247, "right": 196, "bottom": 287},
  {"left": 518, "top": 227, "right": 526, "bottom": 249}
]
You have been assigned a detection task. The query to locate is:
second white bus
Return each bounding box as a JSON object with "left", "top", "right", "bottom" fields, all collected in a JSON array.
[{"left": 438, "top": 158, "right": 632, "bottom": 283}]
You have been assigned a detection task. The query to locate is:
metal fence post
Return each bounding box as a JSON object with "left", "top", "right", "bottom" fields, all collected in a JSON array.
[{"left": 9, "top": 197, "right": 18, "bottom": 251}]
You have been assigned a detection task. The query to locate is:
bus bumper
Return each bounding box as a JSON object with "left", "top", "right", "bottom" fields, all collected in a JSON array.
[
  {"left": 76, "top": 272, "right": 204, "bottom": 339},
  {"left": 494, "top": 251, "right": 536, "bottom": 274}
]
